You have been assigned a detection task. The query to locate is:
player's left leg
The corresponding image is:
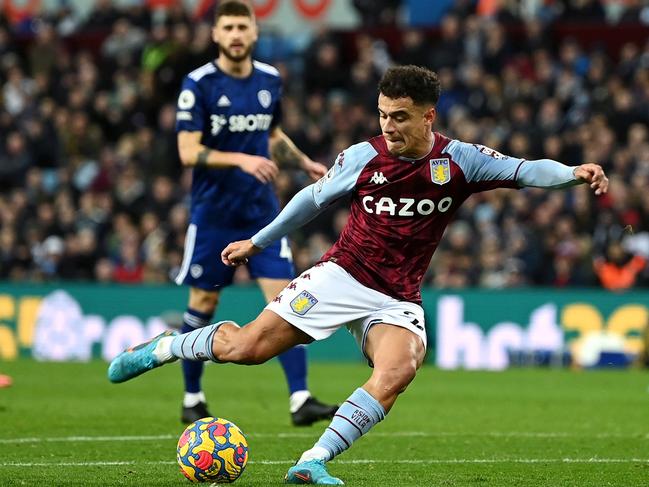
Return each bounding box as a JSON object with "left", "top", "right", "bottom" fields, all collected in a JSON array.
[
  {"left": 286, "top": 324, "right": 425, "bottom": 485},
  {"left": 258, "top": 277, "right": 338, "bottom": 426}
]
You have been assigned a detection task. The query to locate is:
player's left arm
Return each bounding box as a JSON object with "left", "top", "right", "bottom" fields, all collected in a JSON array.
[
  {"left": 269, "top": 126, "right": 327, "bottom": 180},
  {"left": 570, "top": 163, "right": 608, "bottom": 195},
  {"left": 517, "top": 160, "right": 608, "bottom": 194},
  {"left": 446, "top": 141, "right": 608, "bottom": 195}
]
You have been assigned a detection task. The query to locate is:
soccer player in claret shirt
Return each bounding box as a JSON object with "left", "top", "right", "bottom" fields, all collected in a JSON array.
[
  {"left": 172, "top": 0, "right": 336, "bottom": 425},
  {"left": 110, "top": 65, "right": 609, "bottom": 484}
]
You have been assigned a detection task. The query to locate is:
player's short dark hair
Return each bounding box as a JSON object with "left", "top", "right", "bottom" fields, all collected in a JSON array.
[
  {"left": 378, "top": 65, "right": 441, "bottom": 107},
  {"left": 215, "top": 0, "right": 254, "bottom": 23}
]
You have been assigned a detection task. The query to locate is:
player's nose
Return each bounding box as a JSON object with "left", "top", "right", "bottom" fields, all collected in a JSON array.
[{"left": 382, "top": 119, "right": 396, "bottom": 132}]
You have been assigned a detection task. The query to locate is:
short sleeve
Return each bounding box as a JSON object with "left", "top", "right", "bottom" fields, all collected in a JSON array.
[{"left": 175, "top": 77, "right": 205, "bottom": 133}]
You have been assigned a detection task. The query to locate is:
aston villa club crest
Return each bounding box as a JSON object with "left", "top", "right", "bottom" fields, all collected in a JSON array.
[
  {"left": 290, "top": 291, "right": 318, "bottom": 316},
  {"left": 257, "top": 89, "right": 271, "bottom": 108},
  {"left": 430, "top": 158, "right": 451, "bottom": 185}
]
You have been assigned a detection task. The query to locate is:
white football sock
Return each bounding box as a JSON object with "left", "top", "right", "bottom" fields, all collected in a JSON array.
[
  {"left": 289, "top": 390, "right": 311, "bottom": 413},
  {"left": 298, "top": 446, "right": 329, "bottom": 464},
  {"left": 183, "top": 391, "right": 206, "bottom": 408},
  {"left": 152, "top": 336, "right": 176, "bottom": 363}
]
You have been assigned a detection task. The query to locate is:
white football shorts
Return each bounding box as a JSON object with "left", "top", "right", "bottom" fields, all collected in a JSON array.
[{"left": 265, "top": 261, "right": 426, "bottom": 362}]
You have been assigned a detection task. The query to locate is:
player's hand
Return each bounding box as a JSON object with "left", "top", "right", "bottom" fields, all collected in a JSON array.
[
  {"left": 221, "top": 239, "right": 261, "bottom": 267},
  {"left": 239, "top": 156, "right": 279, "bottom": 183},
  {"left": 302, "top": 159, "right": 327, "bottom": 181},
  {"left": 574, "top": 163, "right": 608, "bottom": 195}
]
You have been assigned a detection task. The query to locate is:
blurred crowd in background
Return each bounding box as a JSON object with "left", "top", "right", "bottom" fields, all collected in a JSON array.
[{"left": 1, "top": 0, "right": 648, "bottom": 290}]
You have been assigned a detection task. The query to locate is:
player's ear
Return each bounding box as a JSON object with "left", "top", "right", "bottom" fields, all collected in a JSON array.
[{"left": 424, "top": 106, "right": 436, "bottom": 126}]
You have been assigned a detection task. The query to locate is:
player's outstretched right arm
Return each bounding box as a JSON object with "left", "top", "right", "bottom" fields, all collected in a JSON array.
[
  {"left": 177, "top": 131, "right": 278, "bottom": 183},
  {"left": 222, "top": 141, "right": 379, "bottom": 266},
  {"left": 221, "top": 183, "right": 322, "bottom": 267}
]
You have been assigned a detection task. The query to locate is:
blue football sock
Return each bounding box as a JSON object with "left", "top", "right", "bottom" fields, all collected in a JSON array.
[
  {"left": 180, "top": 309, "right": 212, "bottom": 394},
  {"left": 311, "top": 388, "right": 385, "bottom": 461},
  {"left": 278, "top": 345, "right": 308, "bottom": 394}
]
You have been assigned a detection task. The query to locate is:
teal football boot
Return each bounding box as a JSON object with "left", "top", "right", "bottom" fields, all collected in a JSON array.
[
  {"left": 285, "top": 459, "right": 344, "bottom": 485},
  {"left": 108, "top": 330, "right": 177, "bottom": 383}
]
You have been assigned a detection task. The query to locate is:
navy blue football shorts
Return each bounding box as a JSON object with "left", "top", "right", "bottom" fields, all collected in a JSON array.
[{"left": 175, "top": 223, "right": 295, "bottom": 290}]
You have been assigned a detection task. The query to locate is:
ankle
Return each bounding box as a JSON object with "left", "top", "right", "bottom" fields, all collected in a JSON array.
[
  {"left": 289, "top": 390, "right": 311, "bottom": 413},
  {"left": 183, "top": 391, "right": 206, "bottom": 408},
  {"left": 298, "top": 446, "right": 330, "bottom": 464}
]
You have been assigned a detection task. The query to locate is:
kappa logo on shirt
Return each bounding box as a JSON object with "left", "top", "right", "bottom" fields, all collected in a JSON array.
[{"left": 369, "top": 171, "right": 389, "bottom": 184}]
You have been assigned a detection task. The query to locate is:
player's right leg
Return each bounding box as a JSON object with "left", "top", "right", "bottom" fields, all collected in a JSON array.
[
  {"left": 108, "top": 310, "right": 312, "bottom": 383},
  {"left": 208, "top": 310, "right": 314, "bottom": 363},
  {"left": 109, "top": 261, "right": 356, "bottom": 385}
]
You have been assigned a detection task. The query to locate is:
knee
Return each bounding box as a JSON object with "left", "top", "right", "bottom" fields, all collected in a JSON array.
[{"left": 373, "top": 360, "right": 418, "bottom": 396}]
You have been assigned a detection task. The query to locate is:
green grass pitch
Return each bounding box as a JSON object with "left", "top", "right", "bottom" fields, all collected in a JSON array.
[{"left": 0, "top": 360, "right": 647, "bottom": 486}]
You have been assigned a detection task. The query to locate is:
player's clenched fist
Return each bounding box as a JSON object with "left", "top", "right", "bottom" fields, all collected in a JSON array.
[
  {"left": 221, "top": 239, "right": 261, "bottom": 266},
  {"left": 574, "top": 163, "right": 609, "bottom": 195}
]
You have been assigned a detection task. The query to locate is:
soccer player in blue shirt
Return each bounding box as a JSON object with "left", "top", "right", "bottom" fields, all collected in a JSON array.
[{"left": 173, "top": 0, "right": 336, "bottom": 425}]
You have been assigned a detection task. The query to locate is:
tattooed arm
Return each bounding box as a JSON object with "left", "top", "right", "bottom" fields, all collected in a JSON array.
[
  {"left": 177, "top": 130, "right": 278, "bottom": 183},
  {"left": 269, "top": 127, "right": 327, "bottom": 180}
]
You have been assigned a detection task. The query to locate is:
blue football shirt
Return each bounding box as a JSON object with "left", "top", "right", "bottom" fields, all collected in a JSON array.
[{"left": 176, "top": 60, "right": 283, "bottom": 229}]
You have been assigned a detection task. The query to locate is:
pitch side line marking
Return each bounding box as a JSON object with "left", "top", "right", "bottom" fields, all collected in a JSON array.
[
  {"left": 1, "top": 458, "right": 649, "bottom": 467},
  {"left": 1, "top": 431, "right": 647, "bottom": 444}
]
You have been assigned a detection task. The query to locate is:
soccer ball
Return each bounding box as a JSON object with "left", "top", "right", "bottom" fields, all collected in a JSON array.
[{"left": 177, "top": 417, "right": 249, "bottom": 483}]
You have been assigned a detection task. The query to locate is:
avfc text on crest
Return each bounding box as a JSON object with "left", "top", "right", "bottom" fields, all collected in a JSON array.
[{"left": 430, "top": 158, "right": 451, "bottom": 185}]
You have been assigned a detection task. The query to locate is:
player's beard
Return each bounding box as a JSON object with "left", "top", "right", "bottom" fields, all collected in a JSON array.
[{"left": 219, "top": 44, "right": 254, "bottom": 63}]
